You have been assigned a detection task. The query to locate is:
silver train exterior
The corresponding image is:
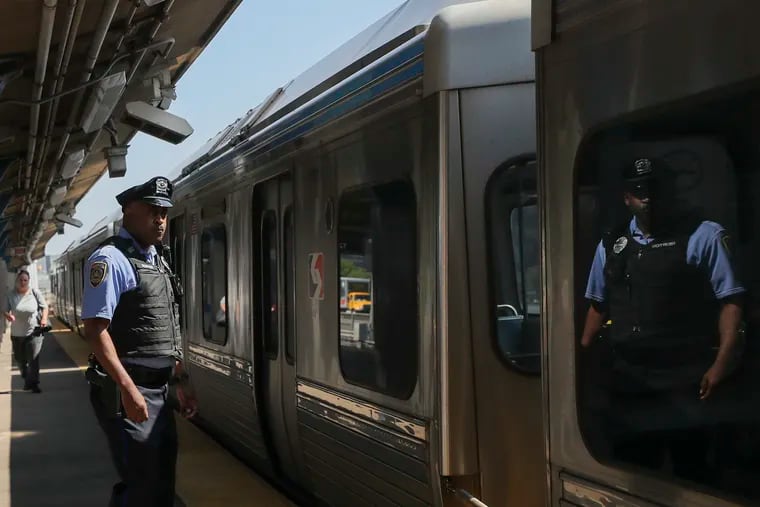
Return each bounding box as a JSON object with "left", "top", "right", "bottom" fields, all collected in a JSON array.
[
  {"left": 534, "top": 1, "right": 760, "bottom": 506},
  {"left": 55, "top": 1, "right": 543, "bottom": 506}
]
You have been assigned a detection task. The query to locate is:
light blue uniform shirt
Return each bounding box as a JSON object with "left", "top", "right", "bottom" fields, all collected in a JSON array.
[
  {"left": 585, "top": 218, "right": 745, "bottom": 303},
  {"left": 82, "top": 228, "right": 157, "bottom": 320}
]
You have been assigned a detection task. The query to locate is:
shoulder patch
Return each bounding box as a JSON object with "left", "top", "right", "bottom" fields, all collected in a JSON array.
[
  {"left": 89, "top": 261, "right": 108, "bottom": 288},
  {"left": 613, "top": 236, "right": 628, "bottom": 254}
]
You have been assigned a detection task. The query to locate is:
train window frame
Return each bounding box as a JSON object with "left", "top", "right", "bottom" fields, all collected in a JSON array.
[
  {"left": 336, "top": 178, "right": 419, "bottom": 400},
  {"left": 168, "top": 214, "right": 185, "bottom": 327},
  {"left": 200, "top": 220, "right": 229, "bottom": 345},
  {"left": 484, "top": 154, "right": 541, "bottom": 376},
  {"left": 259, "top": 209, "right": 279, "bottom": 360},
  {"left": 283, "top": 206, "right": 296, "bottom": 364},
  {"left": 572, "top": 99, "right": 760, "bottom": 502}
]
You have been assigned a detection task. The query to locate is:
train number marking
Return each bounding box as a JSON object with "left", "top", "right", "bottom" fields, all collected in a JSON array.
[{"left": 309, "top": 252, "right": 325, "bottom": 300}]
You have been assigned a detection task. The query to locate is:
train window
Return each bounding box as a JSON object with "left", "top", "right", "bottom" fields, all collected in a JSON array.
[
  {"left": 486, "top": 158, "right": 541, "bottom": 374},
  {"left": 337, "top": 180, "right": 418, "bottom": 399},
  {"left": 260, "top": 210, "right": 279, "bottom": 359},
  {"left": 283, "top": 207, "right": 295, "bottom": 364},
  {"left": 575, "top": 95, "right": 760, "bottom": 501},
  {"left": 201, "top": 222, "right": 228, "bottom": 344}
]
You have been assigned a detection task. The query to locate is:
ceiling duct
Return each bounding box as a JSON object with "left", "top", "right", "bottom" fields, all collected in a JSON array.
[
  {"left": 60, "top": 147, "right": 85, "bottom": 179},
  {"left": 48, "top": 185, "right": 67, "bottom": 206},
  {"left": 80, "top": 71, "right": 127, "bottom": 134}
]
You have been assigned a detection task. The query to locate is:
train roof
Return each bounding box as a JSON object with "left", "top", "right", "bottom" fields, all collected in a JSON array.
[
  {"left": 173, "top": 0, "right": 532, "bottom": 186},
  {"left": 58, "top": 207, "right": 122, "bottom": 259}
]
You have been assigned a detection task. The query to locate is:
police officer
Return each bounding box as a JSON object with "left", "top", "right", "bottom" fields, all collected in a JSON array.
[
  {"left": 82, "top": 176, "right": 197, "bottom": 507},
  {"left": 580, "top": 157, "right": 744, "bottom": 481}
]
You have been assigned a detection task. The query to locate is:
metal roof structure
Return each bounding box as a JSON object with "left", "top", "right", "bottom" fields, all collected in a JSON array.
[{"left": 0, "top": 0, "right": 242, "bottom": 268}]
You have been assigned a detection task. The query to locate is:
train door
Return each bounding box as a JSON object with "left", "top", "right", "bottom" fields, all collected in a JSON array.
[
  {"left": 73, "top": 259, "right": 84, "bottom": 331},
  {"left": 458, "top": 83, "right": 546, "bottom": 506},
  {"left": 252, "top": 173, "right": 300, "bottom": 485}
]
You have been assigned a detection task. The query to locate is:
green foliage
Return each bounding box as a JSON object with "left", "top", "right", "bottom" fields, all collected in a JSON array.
[{"left": 340, "top": 258, "right": 370, "bottom": 279}]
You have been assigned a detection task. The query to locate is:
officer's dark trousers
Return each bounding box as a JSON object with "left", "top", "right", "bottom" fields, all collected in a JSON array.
[{"left": 91, "top": 383, "right": 177, "bottom": 507}]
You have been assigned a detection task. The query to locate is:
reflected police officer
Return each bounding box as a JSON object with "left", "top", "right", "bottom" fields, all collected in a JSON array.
[
  {"left": 82, "top": 176, "right": 197, "bottom": 507},
  {"left": 580, "top": 157, "right": 744, "bottom": 479}
]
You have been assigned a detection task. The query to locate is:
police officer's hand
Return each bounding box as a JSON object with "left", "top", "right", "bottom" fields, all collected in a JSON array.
[
  {"left": 700, "top": 361, "right": 728, "bottom": 400},
  {"left": 121, "top": 385, "right": 149, "bottom": 423}
]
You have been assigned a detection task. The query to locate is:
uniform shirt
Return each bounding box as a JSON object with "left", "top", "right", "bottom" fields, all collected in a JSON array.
[
  {"left": 7, "top": 289, "right": 46, "bottom": 337},
  {"left": 585, "top": 218, "right": 745, "bottom": 303},
  {"left": 82, "top": 228, "right": 174, "bottom": 368}
]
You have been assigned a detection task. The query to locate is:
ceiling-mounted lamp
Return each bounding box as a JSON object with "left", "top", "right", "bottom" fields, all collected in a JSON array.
[
  {"left": 123, "top": 101, "right": 193, "bottom": 145},
  {"left": 55, "top": 213, "right": 83, "bottom": 228},
  {"left": 49, "top": 185, "right": 67, "bottom": 206},
  {"left": 60, "top": 148, "right": 85, "bottom": 179},
  {"left": 80, "top": 71, "right": 127, "bottom": 134},
  {"left": 143, "top": 0, "right": 167, "bottom": 5},
  {"left": 104, "top": 145, "right": 129, "bottom": 178}
]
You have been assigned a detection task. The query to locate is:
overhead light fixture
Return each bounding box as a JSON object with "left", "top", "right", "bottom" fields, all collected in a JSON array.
[
  {"left": 49, "top": 185, "right": 67, "bottom": 206},
  {"left": 60, "top": 148, "right": 85, "bottom": 179},
  {"left": 123, "top": 101, "right": 193, "bottom": 145},
  {"left": 104, "top": 145, "right": 129, "bottom": 178},
  {"left": 80, "top": 71, "right": 127, "bottom": 134},
  {"left": 55, "top": 213, "right": 82, "bottom": 228},
  {"left": 143, "top": 0, "right": 166, "bottom": 5},
  {"left": 42, "top": 207, "right": 55, "bottom": 220}
]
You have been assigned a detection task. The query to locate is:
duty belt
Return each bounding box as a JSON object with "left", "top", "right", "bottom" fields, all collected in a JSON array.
[{"left": 124, "top": 365, "right": 173, "bottom": 388}]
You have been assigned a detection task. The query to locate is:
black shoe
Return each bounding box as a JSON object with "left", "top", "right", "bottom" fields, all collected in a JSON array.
[
  {"left": 23, "top": 384, "right": 32, "bottom": 391},
  {"left": 31, "top": 386, "right": 41, "bottom": 394}
]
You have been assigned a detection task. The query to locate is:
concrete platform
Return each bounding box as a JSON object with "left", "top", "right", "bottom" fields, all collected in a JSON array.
[{"left": 0, "top": 320, "right": 297, "bottom": 507}]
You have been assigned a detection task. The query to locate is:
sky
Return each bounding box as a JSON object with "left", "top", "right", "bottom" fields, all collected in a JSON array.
[{"left": 45, "top": 0, "right": 404, "bottom": 255}]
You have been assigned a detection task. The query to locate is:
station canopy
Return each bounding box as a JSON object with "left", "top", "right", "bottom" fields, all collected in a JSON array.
[{"left": 0, "top": 0, "right": 241, "bottom": 268}]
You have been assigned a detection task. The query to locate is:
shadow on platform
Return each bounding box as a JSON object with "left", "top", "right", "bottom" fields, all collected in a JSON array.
[{"left": 8, "top": 332, "right": 116, "bottom": 507}]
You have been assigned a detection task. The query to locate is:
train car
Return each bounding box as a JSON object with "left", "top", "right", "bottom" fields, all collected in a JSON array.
[
  {"left": 533, "top": 1, "right": 760, "bottom": 506},
  {"left": 55, "top": 1, "right": 542, "bottom": 505},
  {"left": 166, "top": 1, "right": 541, "bottom": 505}
]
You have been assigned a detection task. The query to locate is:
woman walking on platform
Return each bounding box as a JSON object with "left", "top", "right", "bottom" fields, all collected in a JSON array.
[{"left": 5, "top": 270, "right": 48, "bottom": 393}]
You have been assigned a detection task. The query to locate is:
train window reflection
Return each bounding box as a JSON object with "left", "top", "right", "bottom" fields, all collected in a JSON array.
[
  {"left": 201, "top": 222, "right": 228, "bottom": 344},
  {"left": 486, "top": 158, "right": 541, "bottom": 374},
  {"left": 337, "top": 180, "right": 418, "bottom": 399},
  {"left": 576, "top": 121, "right": 760, "bottom": 500}
]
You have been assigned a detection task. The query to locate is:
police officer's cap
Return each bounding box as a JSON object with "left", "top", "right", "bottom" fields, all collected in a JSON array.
[
  {"left": 116, "top": 176, "right": 173, "bottom": 208},
  {"left": 623, "top": 157, "right": 661, "bottom": 197}
]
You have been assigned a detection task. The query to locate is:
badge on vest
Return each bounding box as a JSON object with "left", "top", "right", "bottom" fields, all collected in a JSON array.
[
  {"left": 89, "top": 261, "right": 108, "bottom": 288},
  {"left": 613, "top": 236, "right": 628, "bottom": 254}
]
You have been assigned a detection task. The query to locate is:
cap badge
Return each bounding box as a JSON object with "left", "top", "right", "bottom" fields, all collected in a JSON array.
[
  {"left": 634, "top": 158, "right": 652, "bottom": 175},
  {"left": 155, "top": 178, "right": 169, "bottom": 196}
]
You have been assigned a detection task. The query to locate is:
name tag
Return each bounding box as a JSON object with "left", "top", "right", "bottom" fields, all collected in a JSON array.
[{"left": 651, "top": 241, "right": 676, "bottom": 249}]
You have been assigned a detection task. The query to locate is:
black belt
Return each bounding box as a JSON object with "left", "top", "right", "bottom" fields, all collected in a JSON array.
[{"left": 124, "top": 365, "right": 173, "bottom": 388}]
